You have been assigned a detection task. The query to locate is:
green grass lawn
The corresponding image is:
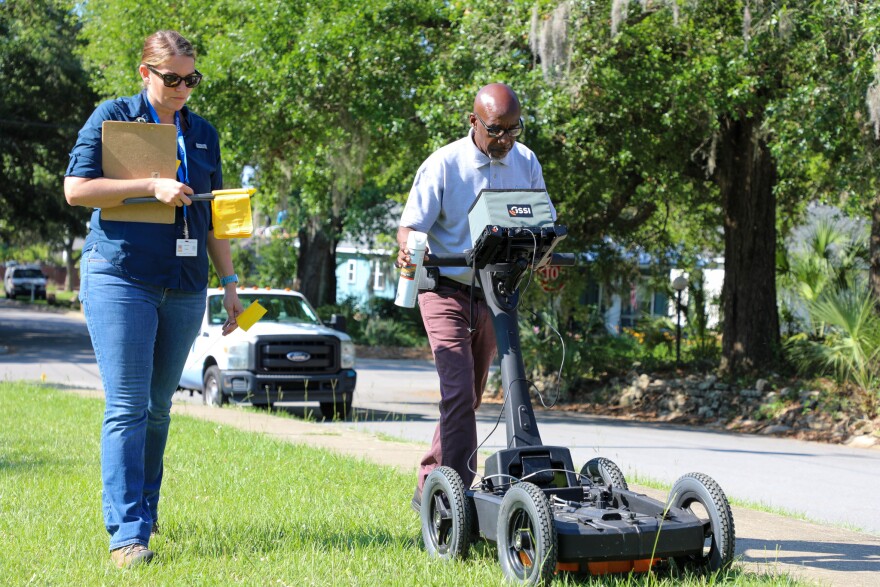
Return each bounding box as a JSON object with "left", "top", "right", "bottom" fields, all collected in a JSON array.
[{"left": 0, "top": 383, "right": 807, "bottom": 586}]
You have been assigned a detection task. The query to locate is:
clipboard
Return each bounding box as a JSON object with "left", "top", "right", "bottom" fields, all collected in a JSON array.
[{"left": 100, "top": 120, "right": 177, "bottom": 224}]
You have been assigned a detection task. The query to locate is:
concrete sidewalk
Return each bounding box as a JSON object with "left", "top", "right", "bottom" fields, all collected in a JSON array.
[{"left": 162, "top": 400, "right": 880, "bottom": 587}]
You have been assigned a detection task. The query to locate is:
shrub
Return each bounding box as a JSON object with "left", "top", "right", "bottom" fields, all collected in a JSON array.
[{"left": 784, "top": 286, "right": 880, "bottom": 418}]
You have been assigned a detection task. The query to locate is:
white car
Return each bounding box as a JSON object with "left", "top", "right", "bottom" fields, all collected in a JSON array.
[
  {"left": 178, "top": 288, "right": 356, "bottom": 419},
  {"left": 4, "top": 264, "right": 48, "bottom": 300}
]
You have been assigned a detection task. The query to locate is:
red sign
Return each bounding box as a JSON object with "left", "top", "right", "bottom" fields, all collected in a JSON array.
[{"left": 537, "top": 266, "right": 565, "bottom": 292}]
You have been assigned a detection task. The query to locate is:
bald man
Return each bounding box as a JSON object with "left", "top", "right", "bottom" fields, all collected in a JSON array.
[{"left": 397, "top": 83, "right": 551, "bottom": 510}]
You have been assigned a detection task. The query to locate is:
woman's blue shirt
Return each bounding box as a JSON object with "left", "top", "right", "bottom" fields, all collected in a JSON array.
[{"left": 66, "top": 91, "right": 222, "bottom": 291}]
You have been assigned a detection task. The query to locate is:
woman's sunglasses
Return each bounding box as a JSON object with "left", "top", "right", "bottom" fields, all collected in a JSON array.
[{"left": 145, "top": 64, "right": 203, "bottom": 88}]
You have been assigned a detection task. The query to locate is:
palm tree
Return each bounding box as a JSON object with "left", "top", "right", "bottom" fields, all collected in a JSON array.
[
  {"left": 781, "top": 208, "right": 879, "bottom": 415},
  {"left": 809, "top": 288, "right": 880, "bottom": 395},
  {"left": 778, "top": 209, "right": 869, "bottom": 337}
]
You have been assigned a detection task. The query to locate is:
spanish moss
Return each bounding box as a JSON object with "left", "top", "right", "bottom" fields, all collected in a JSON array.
[{"left": 530, "top": 2, "right": 571, "bottom": 83}]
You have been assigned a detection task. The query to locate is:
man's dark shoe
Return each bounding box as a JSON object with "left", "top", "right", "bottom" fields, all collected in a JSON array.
[
  {"left": 111, "top": 543, "right": 154, "bottom": 569},
  {"left": 411, "top": 486, "right": 422, "bottom": 513}
]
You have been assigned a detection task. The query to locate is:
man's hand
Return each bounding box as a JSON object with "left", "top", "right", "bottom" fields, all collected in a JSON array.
[{"left": 396, "top": 226, "right": 414, "bottom": 268}]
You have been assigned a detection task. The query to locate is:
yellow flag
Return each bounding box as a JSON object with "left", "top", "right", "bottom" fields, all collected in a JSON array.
[
  {"left": 212, "top": 191, "right": 254, "bottom": 238},
  {"left": 236, "top": 301, "right": 267, "bottom": 331}
]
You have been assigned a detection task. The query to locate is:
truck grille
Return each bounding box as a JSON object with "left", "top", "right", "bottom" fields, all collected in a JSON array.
[{"left": 256, "top": 336, "right": 339, "bottom": 375}]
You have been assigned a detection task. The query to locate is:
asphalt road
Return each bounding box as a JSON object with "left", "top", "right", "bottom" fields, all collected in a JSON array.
[
  {"left": 2, "top": 299, "right": 879, "bottom": 537},
  {"left": 0, "top": 300, "right": 100, "bottom": 388}
]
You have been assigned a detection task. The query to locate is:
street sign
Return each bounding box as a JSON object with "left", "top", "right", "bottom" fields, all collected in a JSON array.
[{"left": 537, "top": 266, "right": 564, "bottom": 292}]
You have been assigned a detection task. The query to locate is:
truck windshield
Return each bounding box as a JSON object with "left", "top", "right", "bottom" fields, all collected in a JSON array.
[
  {"left": 208, "top": 294, "right": 321, "bottom": 326},
  {"left": 15, "top": 269, "right": 44, "bottom": 278}
]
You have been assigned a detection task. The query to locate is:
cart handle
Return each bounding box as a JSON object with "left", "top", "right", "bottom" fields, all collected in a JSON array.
[{"left": 424, "top": 252, "right": 575, "bottom": 267}]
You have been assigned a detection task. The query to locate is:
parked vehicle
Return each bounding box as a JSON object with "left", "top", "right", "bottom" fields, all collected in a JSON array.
[
  {"left": 178, "top": 288, "right": 357, "bottom": 419},
  {"left": 4, "top": 265, "right": 47, "bottom": 300}
]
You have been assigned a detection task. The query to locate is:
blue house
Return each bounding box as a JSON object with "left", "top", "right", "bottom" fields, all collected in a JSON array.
[{"left": 335, "top": 241, "right": 396, "bottom": 307}]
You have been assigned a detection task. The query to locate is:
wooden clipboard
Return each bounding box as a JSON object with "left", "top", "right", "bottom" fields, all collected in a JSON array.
[{"left": 100, "top": 120, "right": 177, "bottom": 224}]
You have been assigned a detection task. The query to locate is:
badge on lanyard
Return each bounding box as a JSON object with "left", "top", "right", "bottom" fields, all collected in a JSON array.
[
  {"left": 146, "top": 98, "right": 196, "bottom": 257},
  {"left": 176, "top": 239, "right": 198, "bottom": 256}
]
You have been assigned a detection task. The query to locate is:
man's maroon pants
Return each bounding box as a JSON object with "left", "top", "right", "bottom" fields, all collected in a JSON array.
[{"left": 417, "top": 286, "right": 497, "bottom": 491}]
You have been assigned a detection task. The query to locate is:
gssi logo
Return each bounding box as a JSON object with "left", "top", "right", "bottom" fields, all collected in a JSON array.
[{"left": 507, "top": 204, "right": 533, "bottom": 217}]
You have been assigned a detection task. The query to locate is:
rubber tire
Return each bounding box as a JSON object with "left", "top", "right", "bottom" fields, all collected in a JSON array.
[
  {"left": 581, "top": 457, "right": 629, "bottom": 490},
  {"left": 202, "top": 365, "right": 226, "bottom": 407},
  {"left": 668, "top": 472, "right": 735, "bottom": 573},
  {"left": 420, "top": 466, "right": 473, "bottom": 560},
  {"left": 320, "top": 395, "right": 351, "bottom": 420},
  {"left": 497, "top": 482, "right": 558, "bottom": 587}
]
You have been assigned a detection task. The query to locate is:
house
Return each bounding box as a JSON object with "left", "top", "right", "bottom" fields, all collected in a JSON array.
[{"left": 335, "top": 241, "right": 396, "bottom": 307}]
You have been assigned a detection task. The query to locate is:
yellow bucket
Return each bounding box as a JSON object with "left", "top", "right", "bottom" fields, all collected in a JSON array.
[{"left": 211, "top": 188, "right": 255, "bottom": 239}]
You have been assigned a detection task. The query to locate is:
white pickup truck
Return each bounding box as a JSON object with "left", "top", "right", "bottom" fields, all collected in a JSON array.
[{"left": 178, "top": 287, "right": 356, "bottom": 419}]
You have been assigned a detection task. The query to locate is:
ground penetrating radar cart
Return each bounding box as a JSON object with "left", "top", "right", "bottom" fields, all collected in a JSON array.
[{"left": 416, "top": 190, "right": 735, "bottom": 586}]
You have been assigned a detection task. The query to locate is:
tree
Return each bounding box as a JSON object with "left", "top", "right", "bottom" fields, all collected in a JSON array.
[
  {"left": 438, "top": 0, "right": 880, "bottom": 375},
  {"left": 0, "top": 0, "right": 96, "bottom": 288},
  {"left": 213, "top": 1, "right": 452, "bottom": 305}
]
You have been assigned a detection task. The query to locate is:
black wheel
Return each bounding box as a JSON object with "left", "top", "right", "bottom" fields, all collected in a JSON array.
[
  {"left": 668, "top": 472, "right": 735, "bottom": 573},
  {"left": 580, "top": 457, "right": 628, "bottom": 490},
  {"left": 320, "top": 394, "right": 351, "bottom": 420},
  {"left": 202, "top": 366, "right": 226, "bottom": 406},
  {"left": 497, "top": 482, "right": 558, "bottom": 587},
  {"left": 420, "top": 466, "right": 473, "bottom": 560}
]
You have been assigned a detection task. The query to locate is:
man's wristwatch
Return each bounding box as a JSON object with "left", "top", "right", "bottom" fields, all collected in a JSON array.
[{"left": 219, "top": 273, "right": 239, "bottom": 287}]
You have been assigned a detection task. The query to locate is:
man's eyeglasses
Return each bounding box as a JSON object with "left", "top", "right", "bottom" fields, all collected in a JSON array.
[
  {"left": 145, "top": 64, "right": 203, "bottom": 88},
  {"left": 473, "top": 113, "right": 524, "bottom": 138}
]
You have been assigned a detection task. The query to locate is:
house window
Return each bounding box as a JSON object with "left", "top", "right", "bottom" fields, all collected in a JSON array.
[
  {"left": 346, "top": 260, "right": 357, "bottom": 284},
  {"left": 373, "top": 261, "right": 386, "bottom": 291}
]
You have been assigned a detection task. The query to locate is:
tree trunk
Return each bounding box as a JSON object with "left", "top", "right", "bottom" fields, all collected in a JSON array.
[
  {"left": 296, "top": 216, "right": 338, "bottom": 307},
  {"left": 63, "top": 236, "right": 80, "bottom": 292},
  {"left": 871, "top": 197, "right": 880, "bottom": 307},
  {"left": 715, "top": 114, "right": 780, "bottom": 374}
]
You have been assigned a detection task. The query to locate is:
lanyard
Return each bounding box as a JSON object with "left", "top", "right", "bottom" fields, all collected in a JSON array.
[{"left": 146, "top": 98, "right": 191, "bottom": 237}]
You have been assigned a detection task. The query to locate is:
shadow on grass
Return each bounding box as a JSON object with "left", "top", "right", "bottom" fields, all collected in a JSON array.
[{"left": 738, "top": 537, "right": 880, "bottom": 573}]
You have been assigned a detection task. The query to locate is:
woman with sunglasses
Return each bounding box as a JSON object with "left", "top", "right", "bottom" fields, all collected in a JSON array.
[{"left": 64, "top": 29, "right": 243, "bottom": 569}]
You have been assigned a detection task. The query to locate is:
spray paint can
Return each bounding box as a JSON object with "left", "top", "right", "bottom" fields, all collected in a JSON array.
[{"left": 394, "top": 231, "right": 427, "bottom": 308}]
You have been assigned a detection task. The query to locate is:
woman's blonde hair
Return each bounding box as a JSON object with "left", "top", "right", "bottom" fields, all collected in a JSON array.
[{"left": 141, "top": 30, "right": 196, "bottom": 67}]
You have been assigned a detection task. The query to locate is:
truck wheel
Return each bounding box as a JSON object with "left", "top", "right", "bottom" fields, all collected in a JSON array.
[
  {"left": 320, "top": 395, "right": 351, "bottom": 420},
  {"left": 203, "top": 366, "right": 226, "bottom": 407}
]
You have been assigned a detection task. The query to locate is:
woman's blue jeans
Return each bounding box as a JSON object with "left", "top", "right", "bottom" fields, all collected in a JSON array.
[{"left": 80, "top": 248, "right": 205, "bottom": 550}]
